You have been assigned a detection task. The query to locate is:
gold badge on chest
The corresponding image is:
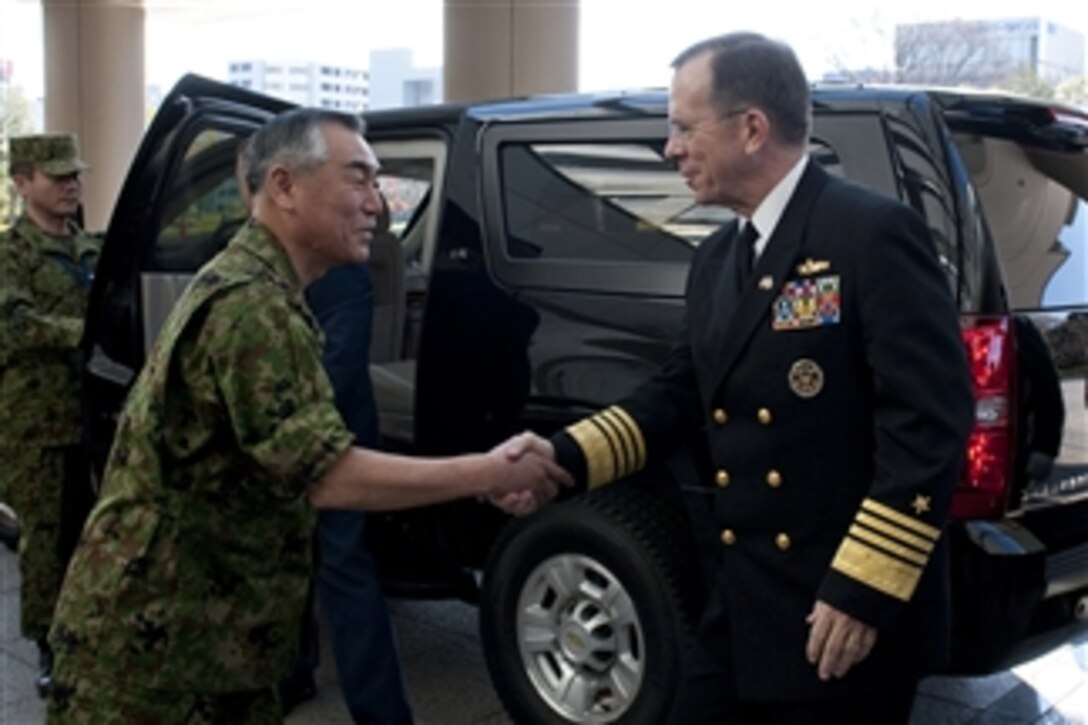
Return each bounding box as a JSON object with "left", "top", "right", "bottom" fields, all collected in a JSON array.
[{"left": 788, "top": 358, "right": 825, "bottom": 399}]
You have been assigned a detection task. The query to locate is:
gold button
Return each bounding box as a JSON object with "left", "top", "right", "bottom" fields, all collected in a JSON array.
[
  {"left": 757, "top": 408, "right": 773, "bottom": 425},
  {"left": 776, "top": 533, "right": 791, "bottom": 551},
  {"left": 721, "top": 529, "right": 736, "bottom": 546},
  {"left": 713, "top": 408, "right": 728, "bottom": 425},
  {"left": 715, "top": 469, "right": 731, "bottom": 487},
  {"left": 766, "top": 470, "right": 783, "bottom": 488}
]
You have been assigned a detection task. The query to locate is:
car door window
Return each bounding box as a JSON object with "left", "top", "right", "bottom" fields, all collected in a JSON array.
[
  {"left": 141, "top": 128, "right": 248, "bottom": 354},
  {"left": 501, "top": 142, "right": 704, "bottom": 263},
  {"left": 487, "top": 115, "right": 895, "bottom": 296},
  {"left": 149, "top": 129, "right": 247, "bottom": 272}
]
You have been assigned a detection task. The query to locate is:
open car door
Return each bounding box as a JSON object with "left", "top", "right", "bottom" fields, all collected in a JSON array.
[
  {"left": 942, "top": 92, "right": 1088, "bottom": 526},
  {"left": 937, "top": 91, "right": 1088, "bottom": 309},
  {"left": 82, "top": 74, "right": 293, "bottom": 477}
]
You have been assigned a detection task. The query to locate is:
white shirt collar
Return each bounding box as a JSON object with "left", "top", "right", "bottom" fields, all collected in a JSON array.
[{"left": 742, "top": 154, "right": 808, "bottom": 259}]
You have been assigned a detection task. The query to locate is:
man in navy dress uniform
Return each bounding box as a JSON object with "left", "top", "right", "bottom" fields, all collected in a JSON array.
[{"left": 521, "top": 32, "right": 975, "bottom": 723}]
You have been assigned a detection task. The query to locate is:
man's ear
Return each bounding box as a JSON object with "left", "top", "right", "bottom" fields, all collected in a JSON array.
[
  {"left": 11, "top": 171, "right": 32, "bottom": 197},
  {"left": 264, "top": 164, "right": 296, "bottom": 210},
  {"left": 742, "top": 108, "right": 772, "bottom": 155}
]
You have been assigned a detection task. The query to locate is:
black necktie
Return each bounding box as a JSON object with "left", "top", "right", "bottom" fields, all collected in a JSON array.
[{"left": 735, "top": 222, "right": 760, "bottom": 288}]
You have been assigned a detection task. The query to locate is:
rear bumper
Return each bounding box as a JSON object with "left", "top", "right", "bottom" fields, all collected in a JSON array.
[
  {"left": 948, "top": 492, "right": 1088, "bottom": 672},
  {"left": 1016, "top": 485, "right": 1088, "bottom": 598}
]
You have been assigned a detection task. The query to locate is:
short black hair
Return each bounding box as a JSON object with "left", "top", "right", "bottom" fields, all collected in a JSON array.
[{"left": 672, "top": 32, "right": 811, "bottom": 145}]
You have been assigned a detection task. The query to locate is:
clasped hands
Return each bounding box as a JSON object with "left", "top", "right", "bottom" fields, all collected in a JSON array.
[{"left": 481, "top": 431, "right": 571, "bottom": 516}]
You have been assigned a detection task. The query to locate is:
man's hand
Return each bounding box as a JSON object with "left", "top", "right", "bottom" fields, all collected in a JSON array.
[
  {"left": 501, "top": 430, "right": 556, "bottom": 463},
  {"left": 805, "top": 600, "right": 877, "bottom": 681},
  {"left": 483, "top": 432, "right": 570, "bottom": 516}
]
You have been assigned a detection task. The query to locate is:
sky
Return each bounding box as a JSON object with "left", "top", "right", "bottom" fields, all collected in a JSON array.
[{"left": 2, "top": 0, "right": 1087, "bottom": 100}]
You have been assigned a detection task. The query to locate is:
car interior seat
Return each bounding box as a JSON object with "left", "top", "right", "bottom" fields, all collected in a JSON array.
[{"left": 368, "top": 195, "right": 407, "bottom": 364}]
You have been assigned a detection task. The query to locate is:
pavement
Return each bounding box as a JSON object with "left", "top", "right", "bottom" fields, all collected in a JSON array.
[{"left": 2, "top": 544, "right": 1087, "bottom": 724}]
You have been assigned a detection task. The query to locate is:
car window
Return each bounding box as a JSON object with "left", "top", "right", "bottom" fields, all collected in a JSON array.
[
  {"left": 485, "top": 114, "right": 909, "bottom": 296},
  {"left": 498, "top": 136, "right": 858, "bottom": 265},
  {"left": 377, "top": 158, "right": 434, "bottom": 271},
  {"left": 148, "top": 129, "right": 247, "bottom": 272},
  {"left": 500, "top": 141, "right": 702, "bottom": 263},
  {"left": 370, "top": 137, "right": 447, "bottom": 274},
  {"left": 884, "top": 116, "right": 961, "bottom": 297}
]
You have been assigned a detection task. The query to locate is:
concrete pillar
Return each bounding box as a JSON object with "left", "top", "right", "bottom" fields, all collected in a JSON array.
[
  {"left": 42, "top": 0, "right": 145, "bottom": 231},
  {"left": 444, "top": 0, "right": 578, "bottom": 103}
]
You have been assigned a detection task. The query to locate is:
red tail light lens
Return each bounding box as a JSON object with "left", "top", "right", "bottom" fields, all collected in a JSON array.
[{"left": 952, "top": 316, "right": 1016, "bottom": 520}]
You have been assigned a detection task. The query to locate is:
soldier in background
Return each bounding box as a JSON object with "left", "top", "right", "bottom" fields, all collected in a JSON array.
[{"left": 0, "top": 133, "right": 100, "bottom": 698}]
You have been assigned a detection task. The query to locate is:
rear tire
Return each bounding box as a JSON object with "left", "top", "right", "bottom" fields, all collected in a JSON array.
[{"left": 481, "top": 482, "right": 703, "bottom": 724}]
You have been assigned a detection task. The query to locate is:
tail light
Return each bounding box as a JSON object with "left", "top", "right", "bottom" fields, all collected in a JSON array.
[{"left": 951, "top": 316, "right": 1017, "bottom": 520}]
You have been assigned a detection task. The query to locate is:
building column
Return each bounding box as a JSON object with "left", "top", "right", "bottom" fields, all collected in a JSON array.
[
  {"left": 444, "top": 0, "right": 579, "bottom": 103},
  {"left": 42, "top": 0, "right": 145, "bottom": 231}
]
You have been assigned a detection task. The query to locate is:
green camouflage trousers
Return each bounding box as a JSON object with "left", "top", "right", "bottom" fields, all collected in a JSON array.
[
  {"left": 1, "top": 445, "right": 86, "bottom": 641},
  {"left": 48, "top": 669, "right": 282, "bottom": 724}
]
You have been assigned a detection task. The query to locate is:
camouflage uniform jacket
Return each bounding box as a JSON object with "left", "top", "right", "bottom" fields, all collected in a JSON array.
[
  {"left": 0, "top": 215, "right": 100, "bottom": 446},
  {"left": 49, "top": 220, "right": 354, "bottom": 693}
]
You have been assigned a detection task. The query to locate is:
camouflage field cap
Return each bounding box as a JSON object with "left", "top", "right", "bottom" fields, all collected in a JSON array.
[{"left": 9, "top": 133, "right": 89, "bottom": 175}]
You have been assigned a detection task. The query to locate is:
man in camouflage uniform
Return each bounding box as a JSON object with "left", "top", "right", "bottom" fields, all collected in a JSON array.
[
  {"left": 45, "top": 108, "right": 569, "bottom": 723},
  {"left": 0, "top": 133, "right": 99, "bottom": 697}
]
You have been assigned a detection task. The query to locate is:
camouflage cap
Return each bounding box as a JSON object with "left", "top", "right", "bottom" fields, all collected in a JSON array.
[{"left": 8, "top": 133, "right": 89, "bottom": 176}]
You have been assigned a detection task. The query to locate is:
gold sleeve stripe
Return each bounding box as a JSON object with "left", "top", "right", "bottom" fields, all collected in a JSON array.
[
  {"left": 590, "top": 414, "right": 630, "bottom": 479},
  {"left": 830, "top": 537, "right": 923, "bottom": 602},
  {"left": 855, "top": 512, "right": 935, "bottom": 554},
  {"left": 861, "top": 498, "right": 940, "bottom": 541},
  {"left": 595, "top": 410, "right": 635, "bottom": 478},
  {"left": 566, "top": 417, "right": 616, "bottom": 488},
  {"left": 848, "top": 524, "right": 928, "bottom": 566},
  {"left": 604, "top": 406, "right": 647, "bottom": 469},
  {"left": 564, "top": 406, "right": 646, "bottom": 489}
]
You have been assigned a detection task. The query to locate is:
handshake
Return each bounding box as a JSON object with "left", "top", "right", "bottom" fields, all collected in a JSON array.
[{"left": 480, "top": 432, "right": 573, "bottom": 516}]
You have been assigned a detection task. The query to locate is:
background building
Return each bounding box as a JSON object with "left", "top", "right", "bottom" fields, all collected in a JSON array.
[
  {"left": 228, "top": 60, "right": 369, "bottom": 111},
  {"left": 896, "top": 17, "right": 1085, "bottom": 87},
  {"left": 368, "top": 48, "right": 443, "bottom": 110}
]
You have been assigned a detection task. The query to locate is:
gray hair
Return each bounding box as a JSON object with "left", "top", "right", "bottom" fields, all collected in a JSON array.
[
  {"left": 672, "top": 32, "right": 811, "bottom": 146},
  {"left": 240, "top": 108, "right": 366, "bottom": 194}
]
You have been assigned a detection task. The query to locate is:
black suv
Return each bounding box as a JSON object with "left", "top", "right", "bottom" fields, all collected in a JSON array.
[{"left": 81, "top": 75, "right": 1087, "bottom": 724}]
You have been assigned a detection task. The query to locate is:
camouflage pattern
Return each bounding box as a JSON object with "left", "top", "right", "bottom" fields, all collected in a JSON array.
[
  {"left": 5, "top": 446, "right": 68, "bottom": 640},
  {"left": 0, "top": 214, "right": 99, "bottom": 641},
  {"left": 8, "top": 133, "right": 89, "bottom": 176},
  {"left": 49, "top": 220, "right": 354, "bottom": 698},
  {"left": 0, "top": 215, "right": 100, "bottom": 447},
  {"left": 47, "top": 670, "right": 280, "bottom": 724}
]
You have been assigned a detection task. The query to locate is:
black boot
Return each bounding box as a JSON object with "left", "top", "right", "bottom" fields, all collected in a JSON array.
[
  {"left": 0, "top": 504, "right": 19, "bottom": 552},
  {"left": 36, "top": 639, "right": 54, "bottom": 699}
]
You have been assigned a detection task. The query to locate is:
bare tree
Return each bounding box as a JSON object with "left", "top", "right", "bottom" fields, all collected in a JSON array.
[
  {"left": 895, "top": 20, "right": 1023, "bottom": 87},
  {"left": 1055, "top": 76, "right": 1088, "bottom": 108},
  {"left": 998, "top": 69, "right": 1056, "bottom": 101}
]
